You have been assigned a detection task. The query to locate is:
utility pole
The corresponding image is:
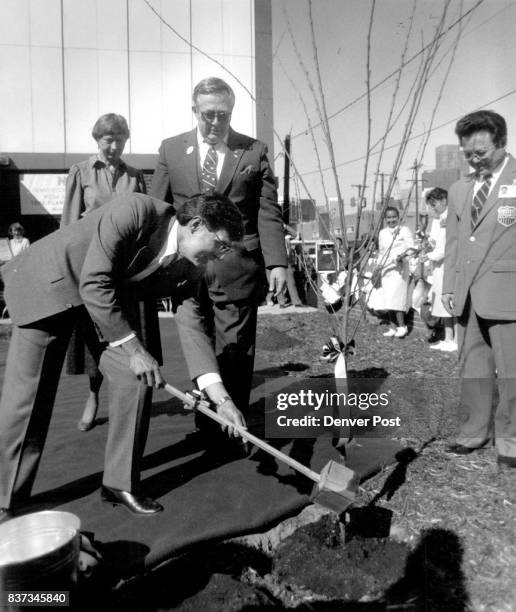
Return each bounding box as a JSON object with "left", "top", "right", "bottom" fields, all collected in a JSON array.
[
  {"left": 350, "top": 183, "right": 368, "bottom": 248},
  {"left": 282, "top": 134, "right": 291, "bottom": 224},
  {"left": 408, "top": 160, "right": 426, "bottom": 232},
  {"left": 375, "top": 171, "right": 390, "bottom": 211}
]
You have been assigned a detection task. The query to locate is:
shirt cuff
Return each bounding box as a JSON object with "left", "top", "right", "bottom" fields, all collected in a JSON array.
[
  {"left": 196, "top": 372, "right": 222, "bottom": 390},
  {"left": 109, "top": 332, "right": 137, "bottom": 347}
]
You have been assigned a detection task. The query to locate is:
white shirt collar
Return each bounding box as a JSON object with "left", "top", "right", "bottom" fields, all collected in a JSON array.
[
  {"left": 196, "top": 128, "right": 229, "bottom": 151},
  {"left": 158, "top": 220, "right": 179, "bottom": 264},
  {"left": 474, "top": 153, "right": 509, "bottom": 189}
]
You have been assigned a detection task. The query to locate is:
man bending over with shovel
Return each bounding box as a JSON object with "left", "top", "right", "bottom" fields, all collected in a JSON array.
[{"left": 0, "top": 192, "right": 246, "bottom": 519}]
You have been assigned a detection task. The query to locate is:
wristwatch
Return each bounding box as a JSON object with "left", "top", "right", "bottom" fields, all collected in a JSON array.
[{"left": 215, "top": 396, "right": 231, "bottom": 407}]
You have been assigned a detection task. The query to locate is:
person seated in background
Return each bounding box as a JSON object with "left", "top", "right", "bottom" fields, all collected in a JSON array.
[
  {"left": 61, "top": 113, "right": 147, "bottom": 432},
  {"left": 421, "top": 187, "right": 457, "bottom": 352},
  {"left": 0, "top": 192, "right": 246, "bottom": 519},
  {"left": 7, "top": 222, "right": 30, "bottom": 258}
]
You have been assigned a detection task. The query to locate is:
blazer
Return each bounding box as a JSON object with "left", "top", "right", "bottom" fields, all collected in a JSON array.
[
  {"left": 61, "top": 156, "right": 146, "bottom": 226},
  {"left": 3, "top": 193, "right": 218, "bottom": 379},
  {"left": 150, "top": 128, "right": 287, "bottom": 300},
  {"left": 443, "top": 154, "right": 516, "bottom": 319}
]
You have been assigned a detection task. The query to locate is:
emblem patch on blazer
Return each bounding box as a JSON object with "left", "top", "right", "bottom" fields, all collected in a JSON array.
[{"left": 497, "top": 205, "right": 516, "bottom": 227}]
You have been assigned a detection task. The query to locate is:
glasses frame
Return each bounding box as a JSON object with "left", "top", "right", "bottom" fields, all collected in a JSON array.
[
  {"left": 213, "top": 232, "right": 233, "bottom": 260},
  {"left": 199, "top": 110, "right": 231, "bottom": 124}
]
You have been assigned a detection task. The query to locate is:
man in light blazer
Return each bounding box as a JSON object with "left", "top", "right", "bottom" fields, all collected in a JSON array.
[
  {"left": 150, "top": 77, "right": 287, "bottom": 421},
  {"left": 442, "top": 110, "right": 516, "bottom": 467},
  {"left": 0, "top": 193, "right": 246, "bottom": 519}
]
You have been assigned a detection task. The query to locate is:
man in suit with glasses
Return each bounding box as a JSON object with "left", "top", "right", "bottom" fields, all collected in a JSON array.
[
  {"left": 443, "top": 110, "right": 516, "bottom": 468},
  {"left": 150, "top": 77, "right": 287, "bottom": 430}
]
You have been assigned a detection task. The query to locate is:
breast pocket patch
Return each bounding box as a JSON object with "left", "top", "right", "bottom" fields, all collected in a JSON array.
[{"left": 498, "top": 205, "right": 516, "bottom": 227}]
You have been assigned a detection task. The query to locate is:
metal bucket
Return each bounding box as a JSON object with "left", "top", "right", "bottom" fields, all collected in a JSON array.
[{"left": 0, "top": 511, "right": 81, "bottom": 593}]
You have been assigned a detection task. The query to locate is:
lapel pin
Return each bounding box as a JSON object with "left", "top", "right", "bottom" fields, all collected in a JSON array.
[{"left": 186, "top": 146, "right": 194, "bottom": 155}]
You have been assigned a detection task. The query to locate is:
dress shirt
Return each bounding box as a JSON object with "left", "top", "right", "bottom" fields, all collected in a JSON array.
[
  {"left": 472, "top": 153, "right": 508, "bottom": 198},
  {"left": 109, "top": 220, "right": 222, "bottom": 390},
  {"left": 196, "top": 130, "right": 228, "bottom": 179},
  {"left": 61, "top": 155, "right": 146, "bottom": 226},
  {"left": 8, "top": 237, "right": 30, "bottom": 257}
]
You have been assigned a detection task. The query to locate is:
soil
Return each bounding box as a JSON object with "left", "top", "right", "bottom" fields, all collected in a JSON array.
[{"left": 3, "top": 310, "right": 516, "bottom": 611}]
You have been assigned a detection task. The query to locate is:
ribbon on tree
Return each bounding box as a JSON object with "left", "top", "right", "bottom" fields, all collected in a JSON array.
[{"left": 321, "top": 336, "right": 355, "bottom": 363}]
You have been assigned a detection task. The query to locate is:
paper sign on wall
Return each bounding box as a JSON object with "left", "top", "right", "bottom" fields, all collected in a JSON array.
[{"left": 20, "top": 174, "right": 68, "bottom": 215}]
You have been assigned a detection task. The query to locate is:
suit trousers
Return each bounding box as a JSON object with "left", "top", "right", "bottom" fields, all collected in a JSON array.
[
  {"left": 210, "top": 291, "right": 258, "bottom": 414},
  {"left": 0, "top": 308, "right": 152, "bottom": 508},
  {"left": 457, "top": 300, "right": 516, "bottom": 457}
]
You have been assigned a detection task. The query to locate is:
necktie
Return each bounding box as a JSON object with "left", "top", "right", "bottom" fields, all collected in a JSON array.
[
  {"left": 201, "top": 146, "right": 218, "bottom": 192},
  {"left": 471, "top": 177, "right": 491, "bottom": 228}
]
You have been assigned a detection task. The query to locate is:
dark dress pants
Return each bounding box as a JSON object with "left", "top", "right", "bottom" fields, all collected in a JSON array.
[
  {"left": 457, "top": 300, "right": 516, "bottom": 457},
  {"left": 0, "top": 308, "right": 152, "bottom": 509}
]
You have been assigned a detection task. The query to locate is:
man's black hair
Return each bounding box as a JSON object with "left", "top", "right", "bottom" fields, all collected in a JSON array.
[
  {"left": 384, "top": 205, "right": 400, "bottom": 218},
  {"left": 425, "top": 187, "right": 448, "bottom": 202},
  {"left": 455, "top": 110, "right": 507, "bottom": 148},
  {"left": 176, "top": 193, "right": 244, "bottom": 242}
]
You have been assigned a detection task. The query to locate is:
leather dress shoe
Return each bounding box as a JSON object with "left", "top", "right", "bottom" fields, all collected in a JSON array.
[
  {"left": 100, "top": 486, "right": 163, "bottom": 516},
  {"left": 0, "top": 508, "right": 11, "bottom": 524},
  {"left": 77, "top": 419, "right": 96, "bottom": 432},
  {"left": 445, "top": 443, "right": 484, "bottom": 455},
  {"left": 498, "top": 455, "right": 516, "bottom": 468}
]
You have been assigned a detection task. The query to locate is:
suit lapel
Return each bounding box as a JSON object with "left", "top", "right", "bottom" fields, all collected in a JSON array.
[
  {"left": 127, "top": 211, "right": 176, "bottom": 282},
  {"left": 181, "top": 130, "right": 201, "bottom": 194},
  {"left": 217, "top": 129, "right": 245, "bottom": 194}
]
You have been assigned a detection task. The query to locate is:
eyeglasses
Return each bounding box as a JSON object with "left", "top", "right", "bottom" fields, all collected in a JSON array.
[
  {"left": 213, "top": 233, "right": 233, "bottom": 260},
  {"left": 200, "top": 110, "right": 231, "bottom": 123},
  {"left": 461, "top": 145, "right": 496, "bottom": 161}
]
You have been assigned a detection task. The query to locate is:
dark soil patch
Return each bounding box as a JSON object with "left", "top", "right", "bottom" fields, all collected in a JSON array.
[
  {"left": 257, "top": 325, "right": 301, "bottom": 351},
  {"left": 274, "top": 517, "right": 409, "bottom": 601}
]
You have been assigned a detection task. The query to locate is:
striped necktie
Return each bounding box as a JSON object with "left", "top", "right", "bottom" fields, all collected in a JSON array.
[
  {"left": 201, "top": 146, "right": 218, "bottom": 192},
  {"left": 471, "top": 176, "right": 491, "bottom": 228}
]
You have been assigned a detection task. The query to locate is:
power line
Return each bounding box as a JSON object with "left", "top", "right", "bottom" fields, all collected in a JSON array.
[
  {"left": 290, "top": 0, "right": 486, "bottom": 139},
  {"left": 298, "top": 88, "right": 516, "bottom": 177}
]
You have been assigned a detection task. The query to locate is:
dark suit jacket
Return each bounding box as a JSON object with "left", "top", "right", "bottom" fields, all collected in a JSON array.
[
  {"left": 443, "top": 154, "right": 516, "bottom": 319},
  {"left": 150, "top": 128, "right": 287, "bottom": 301},
  {"left": 2, "top": 193, "right": 218, "bottom": 379}
]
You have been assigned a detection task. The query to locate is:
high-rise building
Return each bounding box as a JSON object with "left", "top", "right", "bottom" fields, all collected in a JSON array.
[{"left": 422, "top": 143, "right": 470, "bottom": 193}]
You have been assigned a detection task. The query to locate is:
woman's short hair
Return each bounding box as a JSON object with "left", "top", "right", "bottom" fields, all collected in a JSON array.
[
  {"left": 8, "top": 222, "right": 24, "bottom": 238},
  {"left": 91, "top": 114, "right": 130, "bottom": 141}
]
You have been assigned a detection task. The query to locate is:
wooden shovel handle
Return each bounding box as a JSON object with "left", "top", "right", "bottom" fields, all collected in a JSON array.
[{"left": 163, "top": 382, "right": 320, "bottom": 483}]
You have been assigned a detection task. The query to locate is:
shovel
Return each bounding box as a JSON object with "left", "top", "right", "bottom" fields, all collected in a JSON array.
[{"left": 163, "top": 382, "right": 359, "bottom": 514}]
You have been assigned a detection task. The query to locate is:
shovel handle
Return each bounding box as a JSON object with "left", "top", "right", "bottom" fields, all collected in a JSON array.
[{"left": 163, "top": 383, "right": 320, "bottom": 483}]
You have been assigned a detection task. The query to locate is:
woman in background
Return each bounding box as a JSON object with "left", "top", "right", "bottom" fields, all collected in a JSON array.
[
  {"left": 61, "top": 113, "right": 146, "bottom": 431},
  {"left": 422, "top": 187, "right": 457, "bottom": 352},
  {"left": 376, "top": 206, "right": 414, "bottom": 338},
  {"left": 7, "top": 222, "right": 30, "bottom": 257}
]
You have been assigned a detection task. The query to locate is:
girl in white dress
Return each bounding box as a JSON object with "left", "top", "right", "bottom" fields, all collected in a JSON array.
[{"left": 376, "top": 207, "right": 414, "bottom": 338}]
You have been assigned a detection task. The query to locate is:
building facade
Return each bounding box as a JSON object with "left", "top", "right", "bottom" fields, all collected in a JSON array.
[{"left": 0, "top": 0, "right": 273, "bottom": 238}]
